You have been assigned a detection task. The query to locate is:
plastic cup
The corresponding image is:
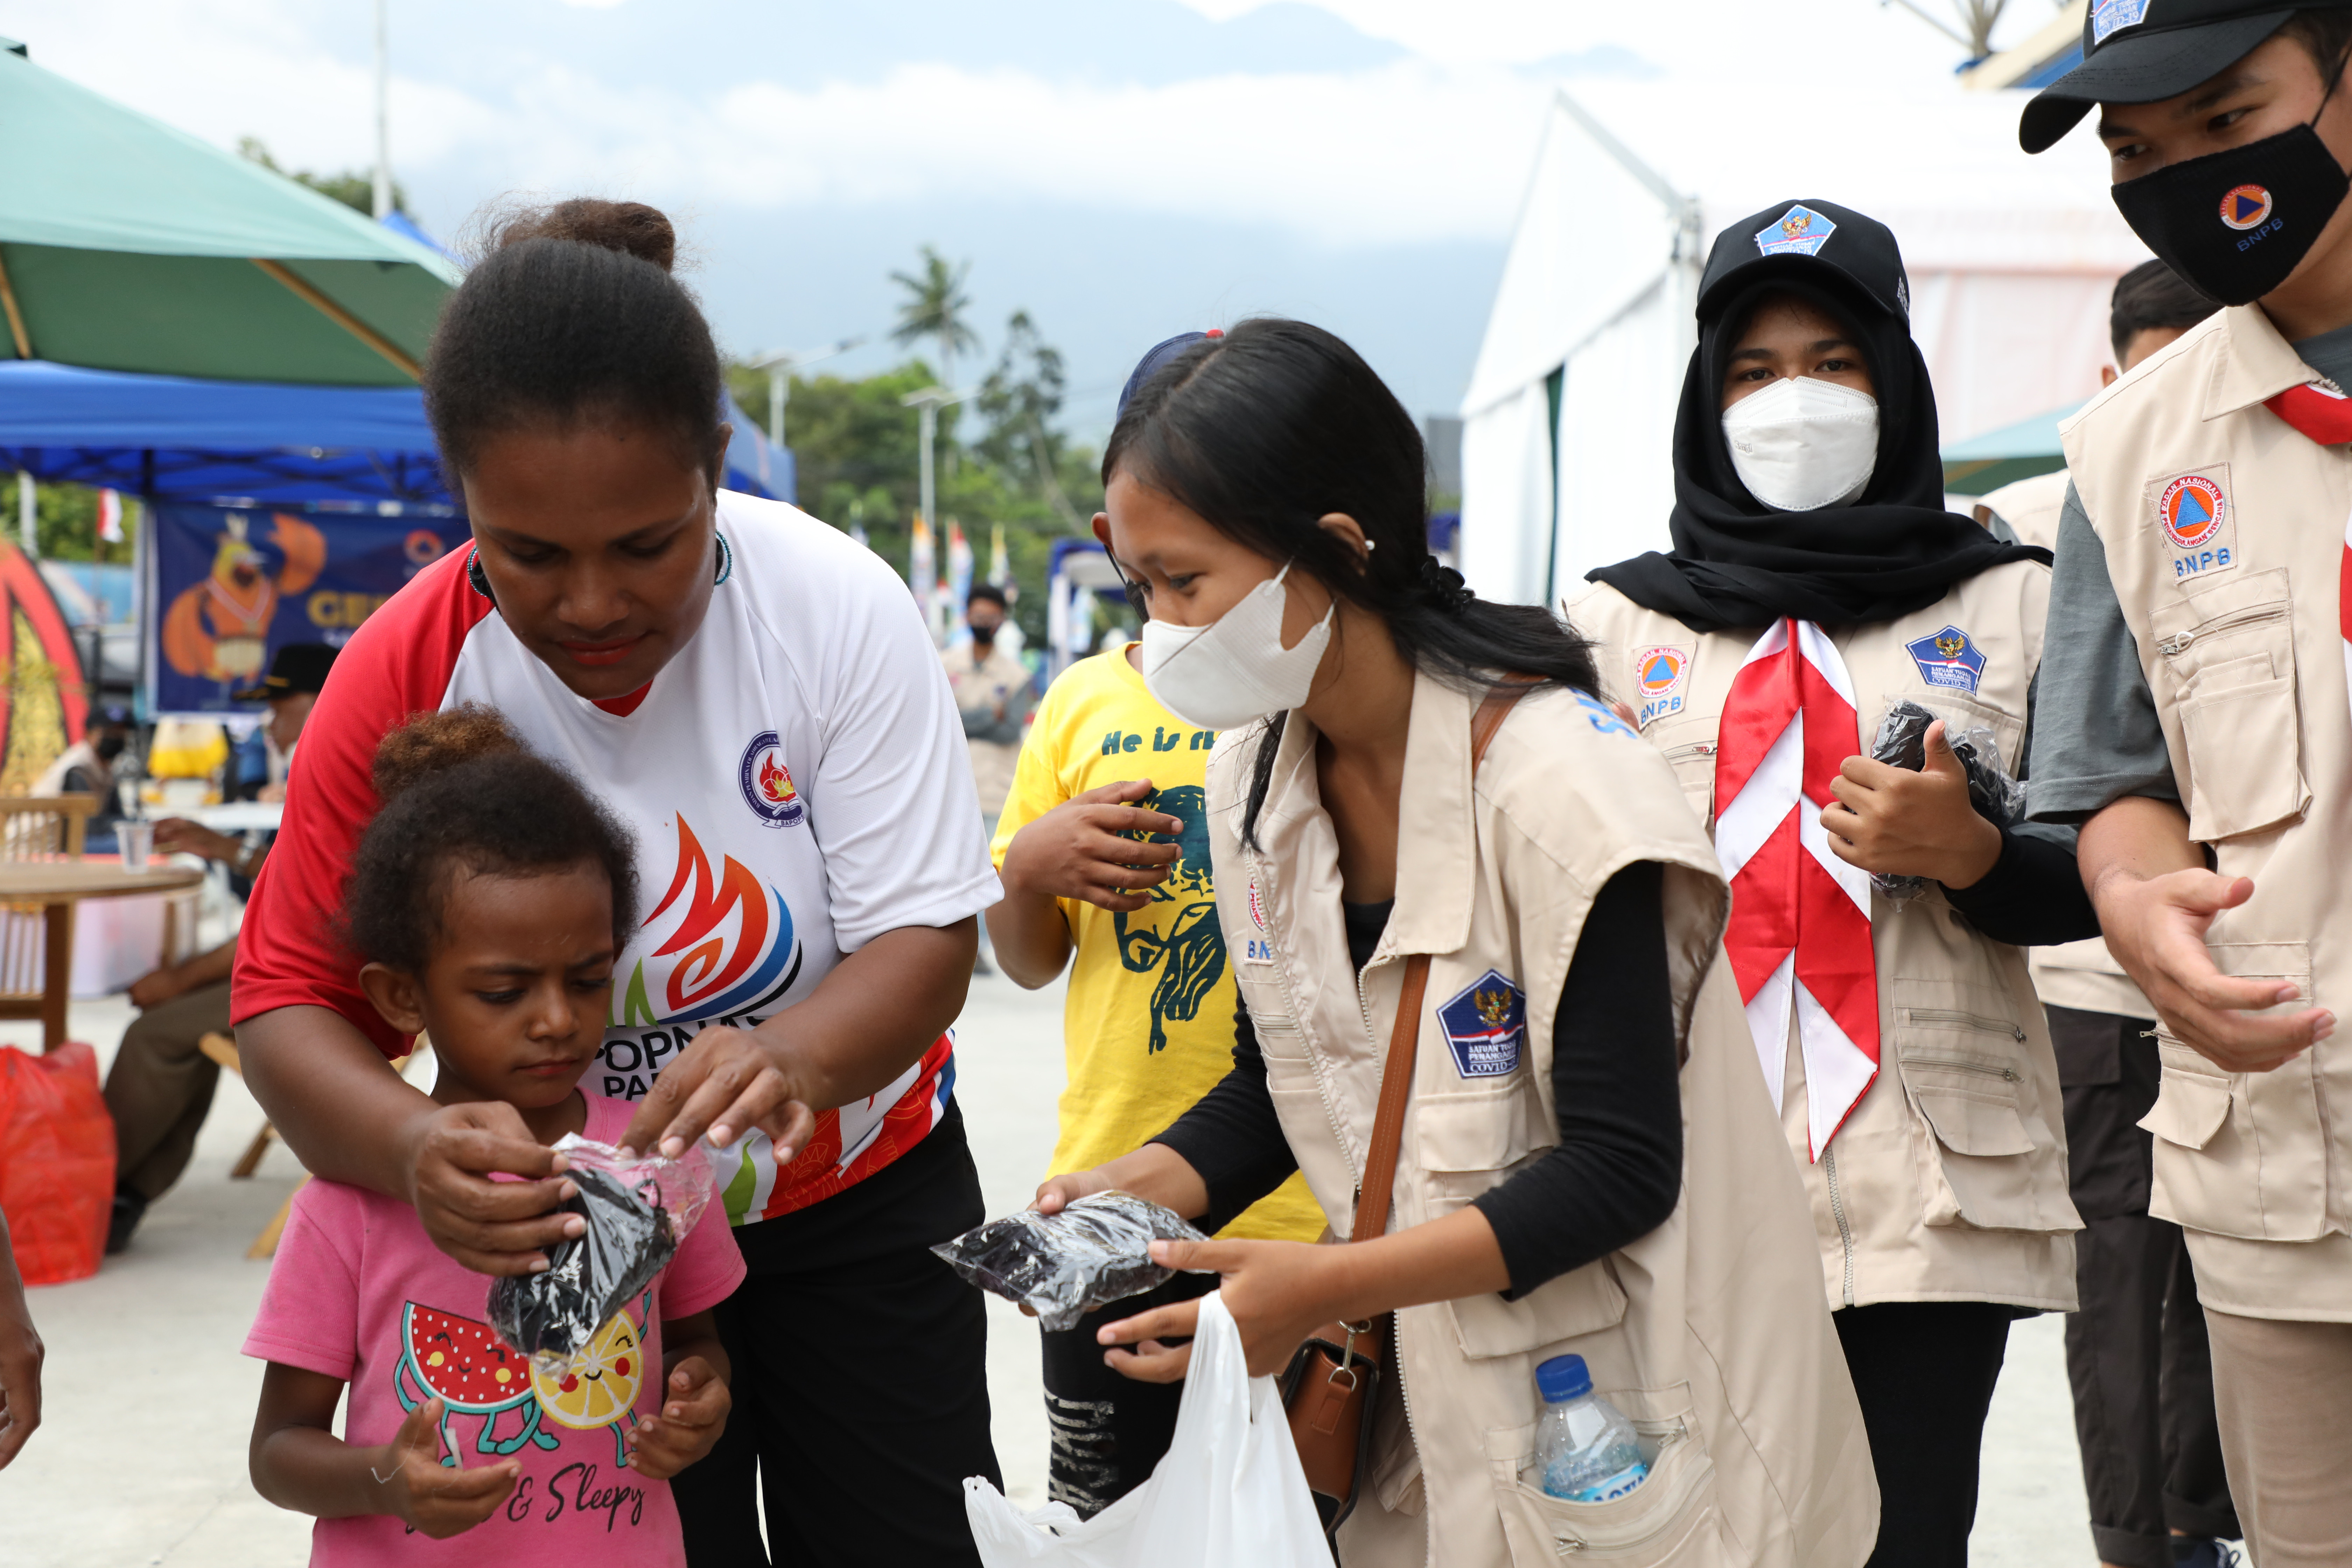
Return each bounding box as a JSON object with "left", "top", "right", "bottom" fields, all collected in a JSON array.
[{"left": 119, "top": 820, "right": 152, "bottom": 873}]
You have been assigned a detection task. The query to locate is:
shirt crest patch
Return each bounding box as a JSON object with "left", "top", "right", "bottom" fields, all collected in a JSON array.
[
  {"left": 737, "top": 730, "right": 807, "bottom": 827},
  {"left": 1755, "top": 204, "right": 1836, "bottom": 259},
  {"left": 1438, "top": 969, "right": 1526, "bottom": 1079},
  {"left": 1904, "top": 625, "right": 1986, "bottom": 694},
  {"left": 1632, "top": 645, "right": 1690, "bottom": 728},
  {"left": 2148, "top": 466, "right": 2238, "bottom": 581}
]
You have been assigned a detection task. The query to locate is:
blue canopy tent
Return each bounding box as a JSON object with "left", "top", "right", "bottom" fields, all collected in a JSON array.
[
  {"left": 0, "top": 358, "right": 792, "bottom": 507},
  {"left": 1941, "top": 399, "right": 2085, "bottom": 498}
]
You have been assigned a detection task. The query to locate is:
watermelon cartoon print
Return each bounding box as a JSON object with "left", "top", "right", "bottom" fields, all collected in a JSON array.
[{"left": 396, "top": 1296, "right": 649, "bottom": 1469}]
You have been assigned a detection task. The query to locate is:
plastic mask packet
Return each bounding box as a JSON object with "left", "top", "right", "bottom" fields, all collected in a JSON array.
[
  {"left": 1867, "top": 698, "right": 2026, "bottom": 903},
  {"left": 931, "top": 1191, "right": 1209, "bottom": 1331},
  {"left": 486, "top": 1133, "right": 714, "bottom": 1370}
]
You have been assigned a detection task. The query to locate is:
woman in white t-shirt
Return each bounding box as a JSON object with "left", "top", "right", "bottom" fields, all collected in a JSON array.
[{"left": 233, "top": 200, "right": 1003, "bottom": 1564}]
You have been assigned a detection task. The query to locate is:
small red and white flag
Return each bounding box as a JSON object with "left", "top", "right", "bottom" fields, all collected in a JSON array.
[
  {"left": 1713, "top": 618, "right": 1880, "bottom": 1159},
  {"left": 95, "top": 488, "right": 124, "bottom": 544}
]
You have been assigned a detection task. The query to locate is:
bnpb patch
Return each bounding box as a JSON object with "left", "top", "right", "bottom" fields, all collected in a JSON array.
[
  {"left": 738, "top": 730, "right": 807, "bottom": 828},
  {"left": 1904, "top": 625, "right": 1986, "bottom": 695},
  {"left": 1754, "top": 204, "right": 1836, "bottom": 259},
  {"left": 2151, "top": 468, "right": 2238, "bottom": 580},
  {"left": 2220, "top": 185, "right": 2274, "bottom": 232},
  {"left": 1633, "top": 645, "right": 1690, "bottom": 727},
  {"left": 1439, "top": 969, "right": 1526, "bottom": 1078}
]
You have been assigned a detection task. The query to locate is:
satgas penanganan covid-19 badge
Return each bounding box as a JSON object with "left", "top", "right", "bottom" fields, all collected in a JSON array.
[
  {"left": 1903, "top": 625, "right": 1986, "bottom": 695},
  {"left": 1755, "top": 204, "right": 1837, "bottom": 258},
  {"left": 1439, "top": 969, "right": 1526, "bottom": 1079}
]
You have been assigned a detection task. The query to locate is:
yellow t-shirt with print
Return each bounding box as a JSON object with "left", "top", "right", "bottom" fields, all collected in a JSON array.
[{"left": 991, "top": 644, "right": 1325, "bottom": 1243}]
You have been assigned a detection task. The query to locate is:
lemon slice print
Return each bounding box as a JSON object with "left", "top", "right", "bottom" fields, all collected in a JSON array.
[{"left": 530, "top": 1311, "right": 644, "bottom": 1430}]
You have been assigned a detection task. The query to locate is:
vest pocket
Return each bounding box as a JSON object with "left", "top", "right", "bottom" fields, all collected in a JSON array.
[
  {"left": 1485, "top": 1398, "right": 1735, "bottom": 1565},
  {"left": 2141, "top": 942, "right": 2328, "bottom": 1241},
  {"left": 2151, "top": 572, "right": 2309, "bottom": 843},
  {"left": 1651, "top": 717, "right": 1719, "bottom": 826},
  {"left": 1892, "top": 982, "right": 2060, "bottom": 1232}
]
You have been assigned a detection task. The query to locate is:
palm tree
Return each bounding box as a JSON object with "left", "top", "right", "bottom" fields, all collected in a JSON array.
[{"left": 890, "top": 246, "right": 981, "bottom": 392}]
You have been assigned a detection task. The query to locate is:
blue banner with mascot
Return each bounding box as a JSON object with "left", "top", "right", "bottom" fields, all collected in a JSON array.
[{"left": 150, "top": 504, "right": 470, "bottom": 714}]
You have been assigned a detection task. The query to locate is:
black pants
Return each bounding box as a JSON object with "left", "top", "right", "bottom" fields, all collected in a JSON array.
[
  {"left": 2050, "top": 1005, "right": 2239, "bottom": 1566},
  {"left": 1835, "top": 1300, "right": 2015, "bottom": 1568},
  {"left": 674, "top": 1103, "right": 1000, "bottom": 1566},
  {"left": 1038, "top": 1269, "right": 1219, "bottom": 1518}
]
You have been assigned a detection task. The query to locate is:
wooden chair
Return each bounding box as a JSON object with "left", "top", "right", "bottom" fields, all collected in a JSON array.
[{"left": 0, "top": 794, "right": 98, "bottom": 1048}]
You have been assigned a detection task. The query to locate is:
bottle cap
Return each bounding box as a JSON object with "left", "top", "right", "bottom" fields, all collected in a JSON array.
[{"left": 1536, "top": 1353, "right": 1592, "bottom": 1403}]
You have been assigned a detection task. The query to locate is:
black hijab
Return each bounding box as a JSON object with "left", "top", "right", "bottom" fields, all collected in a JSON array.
[{"left": 1586, "top": 200, "right": 2047, "bottom": 634}]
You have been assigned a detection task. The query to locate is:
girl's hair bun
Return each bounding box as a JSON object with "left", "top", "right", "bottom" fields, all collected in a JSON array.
[
  {"left": 371, "top": 704, "right": 525, "bottom": 802},
  {"left": 490, "top": 198, "right": 676, "bottom": 274}
]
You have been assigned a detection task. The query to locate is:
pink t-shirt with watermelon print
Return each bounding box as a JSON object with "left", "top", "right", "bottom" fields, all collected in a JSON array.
[{"left": 243, "top": 1096, "right": 745, "bottom": 1567}]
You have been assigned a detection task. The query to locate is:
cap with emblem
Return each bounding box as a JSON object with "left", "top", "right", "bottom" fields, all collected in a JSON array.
[
  {"left": 231, "top": 641, "right": 337, "bottom": 703},
  {"left": 1697, "top": 199, "right": 1912, "bottom": 325},
  {"left": 2019, "top": 1, "right": 2344, "bottom": 154}
]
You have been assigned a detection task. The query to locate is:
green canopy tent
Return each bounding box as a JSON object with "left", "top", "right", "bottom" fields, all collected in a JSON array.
[
  {"left": 0, "top": 39, "right": 457, "bottom": 385},
  {"left": 1941, "top": 399, "right": 2086, "bottom": 497}
]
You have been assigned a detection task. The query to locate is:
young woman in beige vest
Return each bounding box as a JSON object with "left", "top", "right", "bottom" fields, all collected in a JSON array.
[
  {"left": 1568, "top": 202, "right": 2098, "bottom": 1568},
  {"left": 1034, "top": 318, "right": 1875, "bottom": 1567}
]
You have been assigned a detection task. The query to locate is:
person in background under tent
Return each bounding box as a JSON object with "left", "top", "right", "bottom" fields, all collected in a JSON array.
[
  {"left": 105, "top": 646, "right": 336, "bottom": 1254},
  {"left": 31, "top": 705, "right": 131, "bottom": 852},
  {"left": 1980, "top": 260, "right": 2239, "bottom": 1568},
  {"left": 944, "top": 581, "right": 1029, "bottom": 974},
  {"left": 1570, "top": 198, "right": 2097, "bottom": 1568},
  {"left": 2020, "top": 5, "right": 2352, "bottom": 1562}
]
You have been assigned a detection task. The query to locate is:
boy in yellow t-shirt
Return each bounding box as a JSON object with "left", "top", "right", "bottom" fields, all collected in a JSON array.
[{"left": 990, "top": 634, "right": 1324, "bottom": 1518}]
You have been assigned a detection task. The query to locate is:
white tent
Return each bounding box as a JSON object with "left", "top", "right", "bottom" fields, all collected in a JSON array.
[{"left": 1460, "top": 81, "right": 2151, "bottom": 608}]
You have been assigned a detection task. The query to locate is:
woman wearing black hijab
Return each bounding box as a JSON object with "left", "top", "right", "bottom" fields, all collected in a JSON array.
[{"left": 1570, "top": 200, "right": 2098, "bottom": 1568}]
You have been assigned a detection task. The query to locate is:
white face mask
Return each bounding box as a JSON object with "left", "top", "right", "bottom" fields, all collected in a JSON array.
[
  {"left": 1720, "top": 376, "right": 1880, "bottom": 512},
  {"left": 1137, "top": 562, "right": 1335, "bottom": 731}
]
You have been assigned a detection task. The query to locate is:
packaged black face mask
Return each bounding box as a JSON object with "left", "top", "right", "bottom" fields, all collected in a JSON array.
[
  {"left": 2112, "top": 119, "right": 2351, "bottom": 307},
  {"left": 487, "top": 1136, "right": 714, "bottom": 1364},
  {"left": 931, "top": 1192, "right": 1209, "bottom": 1332},
  {"left": 1867, "top": 699, "right": 2025, "bottom": 903}
]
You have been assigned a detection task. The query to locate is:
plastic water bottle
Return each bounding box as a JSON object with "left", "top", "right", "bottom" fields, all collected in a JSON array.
[{"left": 1534, "top": 1354, "right": 1649, "bottom": 1502}]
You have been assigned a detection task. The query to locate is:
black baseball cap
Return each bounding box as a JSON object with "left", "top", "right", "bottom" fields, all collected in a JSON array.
[
  {"left": 2019, "top": 1, "right": 2322, "bottom": 154},
  {"left": 232, "top": 642, "right": 337, "bottom": 702},
  {"left": 1696, "top": 200, "right": 1913, "bottom": 324}
]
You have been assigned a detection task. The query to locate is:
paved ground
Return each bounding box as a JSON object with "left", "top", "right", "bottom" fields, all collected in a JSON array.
[{"left": 2, "top": 971, "right": 2168, "bottom": 1564}]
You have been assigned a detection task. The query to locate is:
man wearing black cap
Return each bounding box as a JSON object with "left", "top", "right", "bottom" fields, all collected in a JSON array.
[
  {"left": 103, "top": 643, "right": 334, "bottom": 1253},
  {"left": 2022, "top": 7, "right": 2352, "bottom": 1563}
]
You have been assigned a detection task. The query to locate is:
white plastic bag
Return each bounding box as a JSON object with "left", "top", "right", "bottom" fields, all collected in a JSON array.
[{"left": 964, "top": 1290, "right": 1331, "bottom": 1568}]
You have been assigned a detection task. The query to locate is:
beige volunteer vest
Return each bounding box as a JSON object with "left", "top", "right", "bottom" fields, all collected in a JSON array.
[
  {"left": 1980, "top": 467, "right": 2156, "bottom": 1022},
  {"left": 1567, "top": 568, "right": 2080, "bottom": 1313},
  {"left": 2062, "top": 304, "right": 2352, "bottom": 1321},
  {"left": 1211, "top": 672, "right": 1875, "bottom": 1568}
]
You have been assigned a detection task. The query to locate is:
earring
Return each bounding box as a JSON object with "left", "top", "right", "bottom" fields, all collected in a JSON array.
[
  {"left": 714, "top": 531, "right": 734, "bottom": 586},
  {"left": 466, "top": 546, "right": 495, "bottom": 603}
]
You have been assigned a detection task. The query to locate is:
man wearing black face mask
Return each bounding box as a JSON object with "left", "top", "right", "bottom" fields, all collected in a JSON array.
[
  {"left": 2023, "top": 7, "right": 2352, "bottom": 1562},
  {"left": 942, "top": 583, "right": 1031, "bottom": 844},
  {"left": 31, "top": 708, "right": 132, "bottom": 851}
]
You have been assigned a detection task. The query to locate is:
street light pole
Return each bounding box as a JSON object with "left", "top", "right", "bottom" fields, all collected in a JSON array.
[
  {"left": 372, "top": 0, "right": 392, "bottom": 220},
  {"left": 745, "top": 337, "right": 864, "bottom": 448}
]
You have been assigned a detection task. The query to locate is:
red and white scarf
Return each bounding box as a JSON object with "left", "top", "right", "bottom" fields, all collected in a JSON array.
[
  {"left": 2263, "top": 380, "right": 2352, "bottom": 727},
  {"left": 1713, "top": 619, "right": 1879, "bottom": 1159}
]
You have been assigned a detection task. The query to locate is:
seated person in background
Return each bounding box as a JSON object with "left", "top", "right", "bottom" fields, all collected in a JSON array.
[
  {"left": 31, "top": 705, "right": 131, "bottom": 852},
  {"left": 104, "top": 645, "right": 333, "bottom": 1253}
]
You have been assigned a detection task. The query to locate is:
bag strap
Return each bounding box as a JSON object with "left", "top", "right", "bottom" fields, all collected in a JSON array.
[{"left": 1348, "top": 678, "right": 1538, "bottom": 1245}]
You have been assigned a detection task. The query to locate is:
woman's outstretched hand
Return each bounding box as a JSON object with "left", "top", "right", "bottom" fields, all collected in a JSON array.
[
  {"left": 407, "top": 1100, "right": 586, "bottom": 1277},
  {"left": 617, "top": 1024, "right": 817, "bottom": 1165},
  {"left": 1097, "top": 1238, "right": 1344, "bottom": 1381}
]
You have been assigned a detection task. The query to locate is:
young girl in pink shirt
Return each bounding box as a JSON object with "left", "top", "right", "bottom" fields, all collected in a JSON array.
[{"left": 242, "top": 708, "right": 743, "bottom": 1564}]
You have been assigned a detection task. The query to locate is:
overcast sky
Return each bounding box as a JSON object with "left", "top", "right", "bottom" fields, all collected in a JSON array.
[{"left": 0, "top": 0, "right": 2090, "bottom": 435}]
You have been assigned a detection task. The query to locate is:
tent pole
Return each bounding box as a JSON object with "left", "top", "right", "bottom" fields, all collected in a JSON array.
[
  {"left": 248, "top": 259, "right": 420, "bottom": 379},
  {"left": 0, "top": 251, "right": 31, "bottom": 360}
]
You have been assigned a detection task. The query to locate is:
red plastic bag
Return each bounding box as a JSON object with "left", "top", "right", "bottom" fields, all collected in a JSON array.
[{"left": 0, "top": 1043, "right": 115, "bottom": 1285}]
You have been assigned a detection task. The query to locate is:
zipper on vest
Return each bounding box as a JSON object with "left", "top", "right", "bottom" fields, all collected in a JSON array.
[
  {"left": 1901, "top": 1006, "right": 2028, "bottom": 1044},
  {"left": 1821, "top": 1144, "right": 1857, "bottom": 1308},
  {"left": 1662, "top": 741, "right": 1718, "bottom": 764},
  {"left": 2157, "top": 604, "right": 2289, "bottom": 657},
  {"left": 1903, "top": 1055, "right": 2022, "bottom": 1083}
]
